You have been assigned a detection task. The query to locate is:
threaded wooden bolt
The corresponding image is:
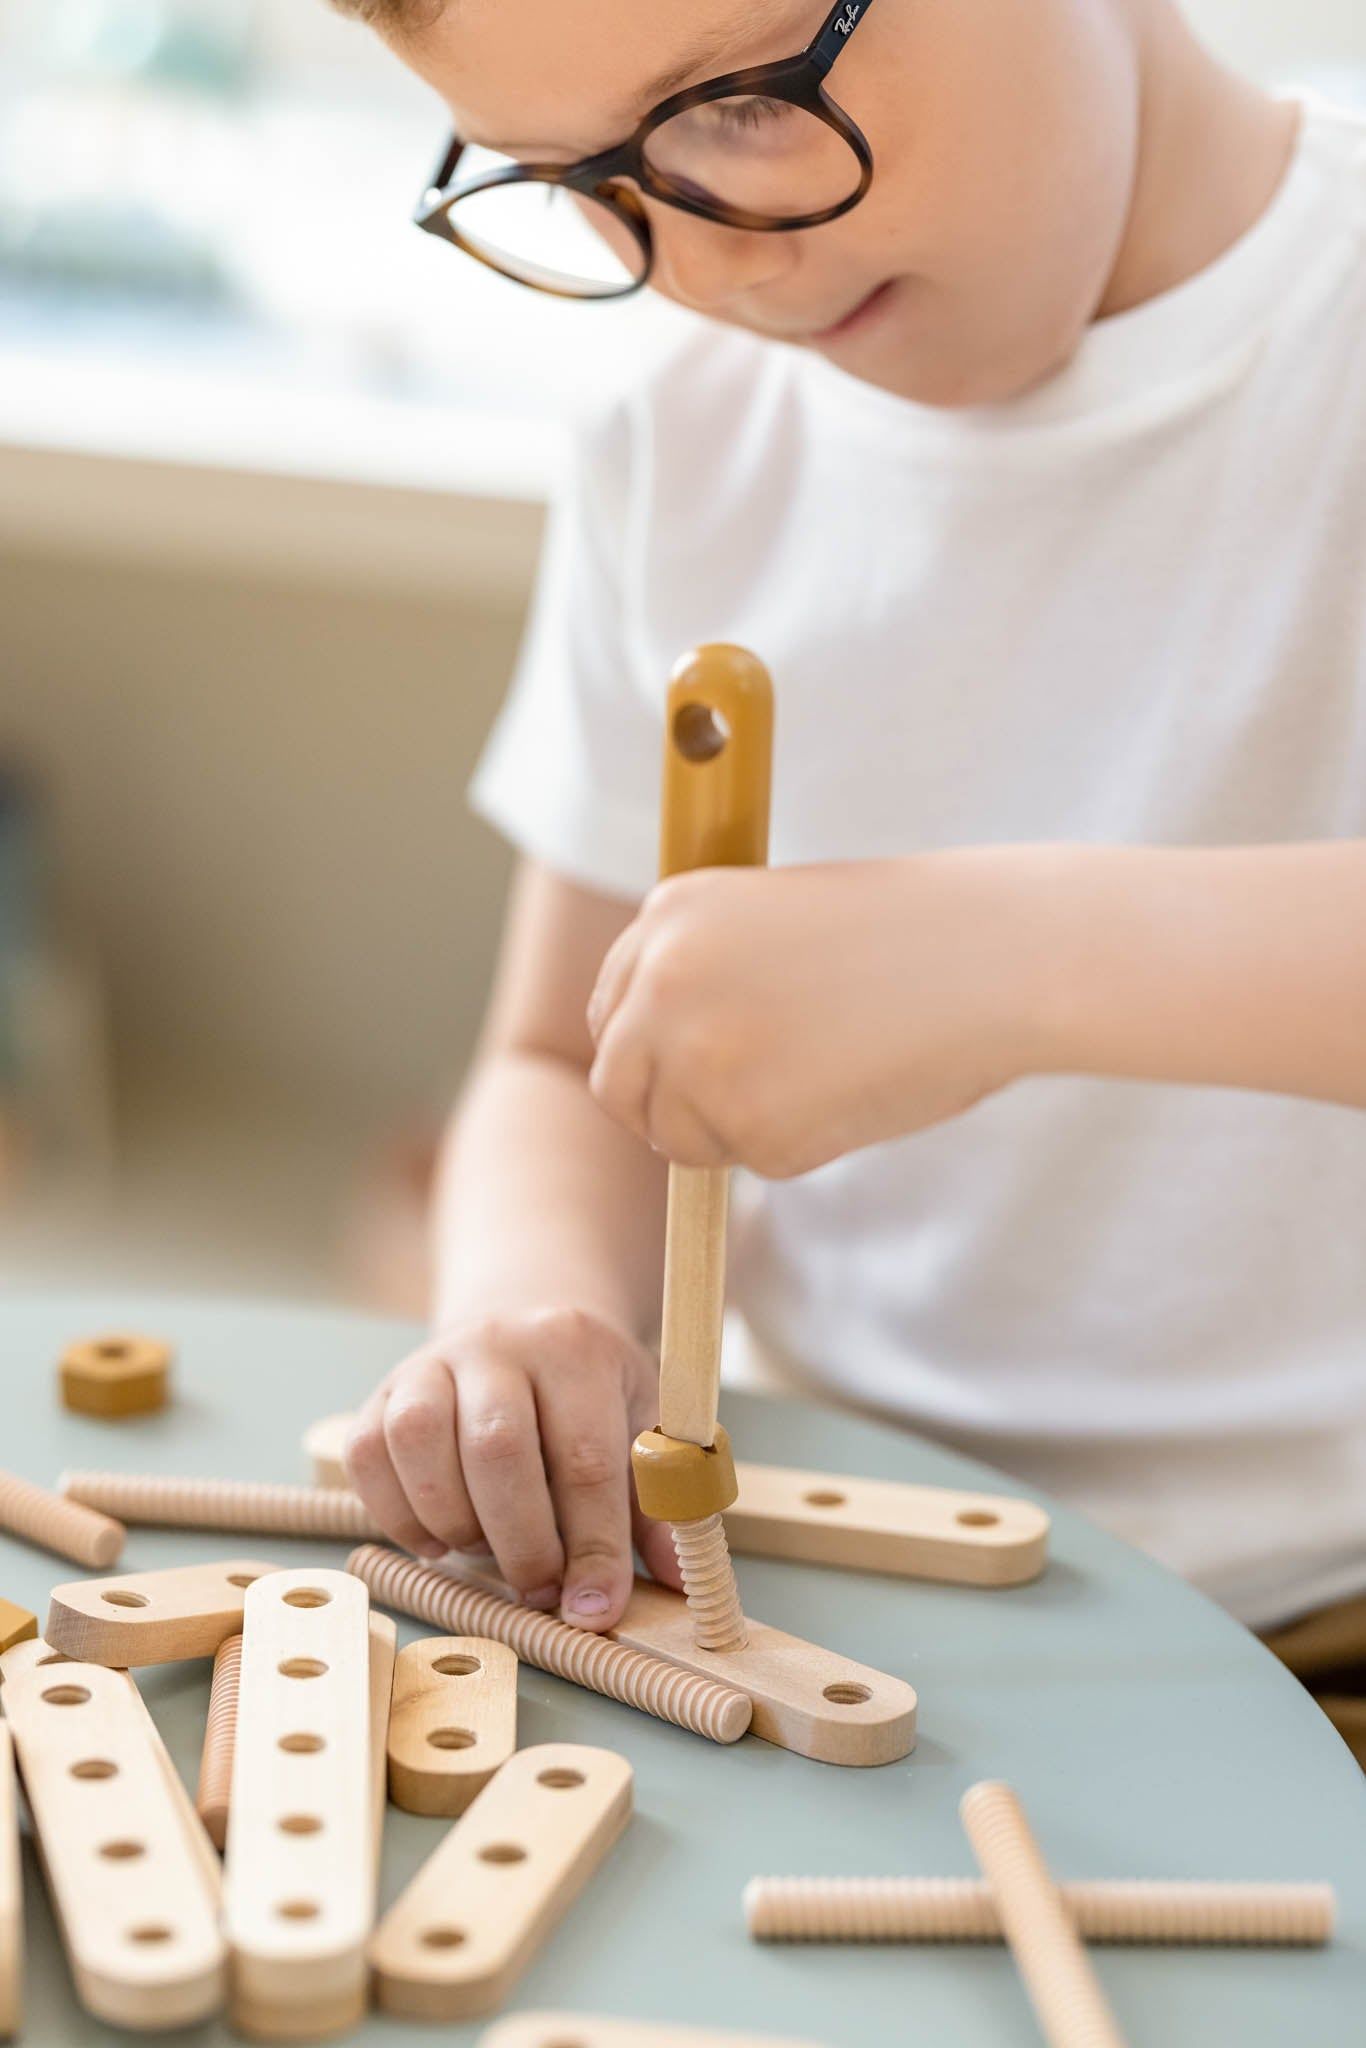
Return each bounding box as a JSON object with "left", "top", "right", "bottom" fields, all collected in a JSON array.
[
  {"left": 743, "top": 1875, "right": 1337, "bottom": 1946},
  {"left": 672, "top": 1514, "right": 748, "bottom": 1652},
  {"left": 348, "top": 1544, "right": 752, "bottom": 1746},
  {"left": 196, "top": 1633, "right": 243, "bottom": 1851},
  {"left": 0, "top": 1469, "right": 124, "bottom": 1569},
  {"left": 60, "top": 1470, "right": 378, "bottom": 1538},
  {"left": 961, "top": 1782, "right": 1128, "bottom": 2048}
]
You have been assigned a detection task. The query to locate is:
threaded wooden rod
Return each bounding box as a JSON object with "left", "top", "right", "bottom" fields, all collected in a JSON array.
[
  {"left": 672, "top": 1514, "right": 748, "bottom": 1651},
  {"left": 961, "top": 1782, "right": 1128, "bottom": 2048},
  {"left": 0, "top": 1469, "right": 124, "bottom": 1568},
  {"left": 195, "top": 1634, "right": 242, "bottom": 1851},
  {"left": 60, "top": 1471, "right": 377, "bottom": 1539},
  {"left": 348, "top": 1545, "right": 751, "bottom": 1746},
  {"left": 744, "top": 1875, "right": 1337, "bottom": 1946}
]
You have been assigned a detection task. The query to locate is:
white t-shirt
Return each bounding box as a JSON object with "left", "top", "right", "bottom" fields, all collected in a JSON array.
[{"left": 468, "top": 99, "right": 1366, "bottom": 1632}]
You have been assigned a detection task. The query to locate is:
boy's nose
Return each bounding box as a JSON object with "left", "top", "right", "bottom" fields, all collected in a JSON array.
[{"left": 643, "top": 198, "right": 797, "bottom": 315}]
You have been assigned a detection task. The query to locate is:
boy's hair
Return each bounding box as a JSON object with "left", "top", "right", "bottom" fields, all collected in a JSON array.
[{"left": 328, "top": 0, "right": 442, "bottom": 30}]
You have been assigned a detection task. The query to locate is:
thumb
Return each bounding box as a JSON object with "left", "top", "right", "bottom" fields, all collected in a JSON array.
[{"left": 632, "top": 1506, "right": 685, "bottom": 1592}]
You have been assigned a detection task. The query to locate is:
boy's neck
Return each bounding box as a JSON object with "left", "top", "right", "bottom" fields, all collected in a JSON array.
[{"left": 1098, "top": 5, "right": 1301, "bottom": 321}]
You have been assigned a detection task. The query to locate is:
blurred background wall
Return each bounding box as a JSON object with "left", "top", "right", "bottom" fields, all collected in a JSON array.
[{"left": 2, "top": 0, "right": 1364, "bottom": 1313}]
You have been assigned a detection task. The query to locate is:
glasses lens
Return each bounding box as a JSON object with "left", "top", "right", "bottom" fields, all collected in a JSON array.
[
  {"left": 443, "top": 160, "right": 645, "bottom": 297},
  {"left": 643, "top": 94, "right": 861, "bottom": 220}
]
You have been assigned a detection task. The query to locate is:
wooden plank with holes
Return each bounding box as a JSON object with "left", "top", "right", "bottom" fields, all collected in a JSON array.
[
  {"left": 726, "top": 1463, "right": 1050, "bottom": 1587},
  {"left": 45, "top": 1558, "right": 280, "bottom": 1667},
  {"left": 0, "top": 1651, "right": 226, "bottom": 2028},
  {"left": 481, "top": 2022, "right": 826, "bottom": 2048},
  {"left": 370, "top": 1743, "right": 632, "bottom": 2020},
  {"left": 0, "top": 1725, "right": 20, "bottom": 2039},
  {"left": 223, "top": 1567, "right": 373, "bottom": 2040},
  {"left": 387, "top": 1637, "right": 517, "bottom": 1817},
  {"left": 430, "top": 1556, "right": 916, "bottom": 1768},
  {"left": 368, "top": 1612, "right": 397, "bottom": 1881}
]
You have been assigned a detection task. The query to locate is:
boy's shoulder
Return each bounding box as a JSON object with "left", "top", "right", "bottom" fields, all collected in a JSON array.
[{"left": 580, "top": 314, "right": 802, "bottom": 475}]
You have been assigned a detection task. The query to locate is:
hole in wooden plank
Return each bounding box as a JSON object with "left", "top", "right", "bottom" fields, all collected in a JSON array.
[
  {"left": 955, "top": 1510, "right": 1000, "bottom": 1528},
  {"left": 71, "top": 1758, "right": 117, "bottom": 1779},
  {"left": 101, "top": 1591, "right": 149, "bottom": 1608},
  {"left": 478, "top": 1842, "right": 526, "bottom": 1865},
  {"left": 426, "top": 1727, "right": 476, "bottom": 1751},
  {"left": 42, "top": 1684, "right": 91, "bottom": 1705},
  {"left": 536, "top": 1768, "right": 586, "bottom": 1790},
  {"left": 282, "top": 1588, "right": 332, "bottom": 1609},
  {"left": 278, "top": 1658, "right": 328, "bottom": 1680},
  {"left": 803, "top": 1490, "right": 847, "bottom": 1508},
  {"left": 431, "top": 1653, "right": 481, "bottom": 1676},
  {"left": 672, "top": 700, "right": 731, "bottom": 763},
  {"left": 276, "top": 1900, "right": 319, "bottom": 1921},
  {"left": 278, "top": 1815, "right": 323, "bottom": 1835},
  {"left": 99, "top": 1840, "right": 145, "bottom": 1860},
  {"left": 226, "top": 1573, "right": 258, "bottom": 1587},
  {"left": 823, "top": 1683, "right": 872, "bottom": 1706},
  {"left": 278, "top": 1733, "right": 325, "bottom": 1754},
  {"left": 420, "top": 1927, "right": 466, "bottom": 1949},
  {"left": 128, "top": 1925, "right": 172, "bottom": 1944}
]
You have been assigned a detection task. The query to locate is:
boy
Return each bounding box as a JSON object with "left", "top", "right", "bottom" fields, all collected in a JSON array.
[{"left": 331, "top": 0, "right": 1366, "bottom": 1759}]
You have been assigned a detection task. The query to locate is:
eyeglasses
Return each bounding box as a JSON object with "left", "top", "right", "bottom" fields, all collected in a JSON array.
[{"left": 413, "top": 0, "right": 880, "bottom": 301}]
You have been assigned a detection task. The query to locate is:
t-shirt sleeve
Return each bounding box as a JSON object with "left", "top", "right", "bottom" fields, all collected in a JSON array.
[{"left": 466, "top": 405, "right": 660, "bottom": 901}]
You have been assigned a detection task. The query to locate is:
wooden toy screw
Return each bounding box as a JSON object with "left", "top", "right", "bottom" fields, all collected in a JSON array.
[
  {"left": 743, "top": 1875, "right": 1338, "bottom": 1946},
  {"left": 630, "top": 646, "right": 774, "bottom": 1656},
  {"left": 961, "top": 1782, "right": 1129, "bottom": 2048},
  {"left": 348, "top": 1545, "right": 752, "bottom": 1746},
  {"left": 195, "top": 1634, "right": 243, "bottom": 1851},
  {"left": 0, "top": 1469, "right": 124, "bottom": 1569},
  {"left": 61, "top": 1470, "right": 378, "bottom": 1539}
]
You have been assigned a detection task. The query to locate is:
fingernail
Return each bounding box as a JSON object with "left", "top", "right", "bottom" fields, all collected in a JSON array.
[
  {"left": 416, "top": 1540, "right": 446, "bottom": 1560},
  {"left": 567, "top": 1588, "right": 611, "bottom": 1618},
  {"left": 524, "top": 1583, "right": 561, "bottom": 1610}
]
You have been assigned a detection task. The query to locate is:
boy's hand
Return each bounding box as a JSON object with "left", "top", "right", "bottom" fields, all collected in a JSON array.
[
  {"left": 343, "top": 1309, "right": 683, "bottom": 1631},
  {"left": 587, "top": 853, "right": 1052, "bottom": 1178}
]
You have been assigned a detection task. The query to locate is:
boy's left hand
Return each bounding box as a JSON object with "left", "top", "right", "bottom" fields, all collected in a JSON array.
[{"left": 586, "top": 854, "right": 1052, "bottom": 1178}]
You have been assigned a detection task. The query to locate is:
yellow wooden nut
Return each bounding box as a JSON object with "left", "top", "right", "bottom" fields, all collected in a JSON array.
[
  {"left": 631, "top": 1425, "right": 739, "bottom": 1524},
  {"left": 0, "top": 1598, "right": 37, "bottom": 1656},
  {"left": 59, "top": 1334, "right": 172, "bottom": 1419}
]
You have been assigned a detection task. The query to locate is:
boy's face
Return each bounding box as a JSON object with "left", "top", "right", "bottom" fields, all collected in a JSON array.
[{"left": 395, "top": 0, "right": 1140, "bottom": 406}]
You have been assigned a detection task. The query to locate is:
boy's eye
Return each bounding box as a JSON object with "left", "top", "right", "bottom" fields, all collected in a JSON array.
[{"left": 708, "top": 95, "right": 795, "bottom": 136}]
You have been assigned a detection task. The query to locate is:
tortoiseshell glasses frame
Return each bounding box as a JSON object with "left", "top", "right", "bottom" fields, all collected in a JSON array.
[{"left": 413, "top": 0, "right": 881, "bottom": 299}]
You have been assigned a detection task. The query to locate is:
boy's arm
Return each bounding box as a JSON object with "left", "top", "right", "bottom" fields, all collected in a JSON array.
[
  {"left": 346, "top": 856, "right": 675, "bottom": 1630},
  {"left": 1041, "top": 840, "right": 1366, "bottom": 1107},
  {"left": 582, "top": 840, "right": 1366, "bottom": 1181}
]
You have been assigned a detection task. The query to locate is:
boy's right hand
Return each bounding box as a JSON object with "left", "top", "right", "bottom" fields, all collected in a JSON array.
[{"left": 343, "top": 1308, "right": 683, "bottom": 1632}]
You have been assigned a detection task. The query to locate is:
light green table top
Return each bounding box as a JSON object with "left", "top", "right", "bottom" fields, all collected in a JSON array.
[{"left": 3, "top": 1290, "right": 1364, "bottom": 2044}]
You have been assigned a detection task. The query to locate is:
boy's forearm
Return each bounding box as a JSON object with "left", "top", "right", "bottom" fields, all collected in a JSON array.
[
  {"left": 1037, "top": 841, "right": 1366, "bottom": 1107},
  {"left": 428, "top": 1046, "right": 669, "bottom": 1339}
]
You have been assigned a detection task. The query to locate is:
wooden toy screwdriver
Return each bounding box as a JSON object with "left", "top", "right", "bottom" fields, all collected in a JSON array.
[{"left": 630, "top": 645, "right": 774, "bottom": 1654}]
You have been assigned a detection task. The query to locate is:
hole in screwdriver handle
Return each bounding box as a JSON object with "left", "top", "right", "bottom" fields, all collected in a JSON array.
[{"left": 660, "top": 644, "right": 774, "bottom": 881}]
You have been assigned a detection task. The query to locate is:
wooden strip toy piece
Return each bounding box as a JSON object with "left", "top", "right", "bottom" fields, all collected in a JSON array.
[
  {"left": 481, "top": 2020, "right": 826, "bottom": 2047},
  {"left": 0, "top": 1726, "right": 20, "bottom": 2040},
  {"left": 350, "top": 1547, "right": 751, "bottom": 1747},
  {"left": 368, "top": 1612, "right": 397, "bottom": 1884},
  {"left": 0, "top": 1601, "right": 36, "bottom": 1657},
  {"left": 743, "top": 1875, "right": 1338, "bottom": 1946},
  {"left": 0, "top": 1649, "right": 226, "bottom": 2027},
  {"left": 197, "top": 1634, "right": 243, "bottom": 1850},
  {"left": 224, "top": 1567, "right": 374, "bottom": 2040},
  {"left": 46, "top": 1557, "right": 280, "bottom": 1667},
  {"left": 370, "top": 1742, "right": 632, "bottom": 2019},
  {"left": 59, "top": 1333, "right": 172, "bottom": 1418},
  {"left": 0, "top": 1469, "right": 124, "bottom": 1569},
  {"left": 961, "top": 1782, "right": 1129, "bottom": 2048},
  {"left": 303, "top": 1413, "right": 352, "bottom": 1489},
  {"left": 388, "top": 1636, "right": 517, "bottom": 1817},
  {"left": 60, "top": 1470, "right": 377, "bottom": 1539},
  {"left": 727, "top": 1464, "right": 1050, "bottom": 1587}
]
